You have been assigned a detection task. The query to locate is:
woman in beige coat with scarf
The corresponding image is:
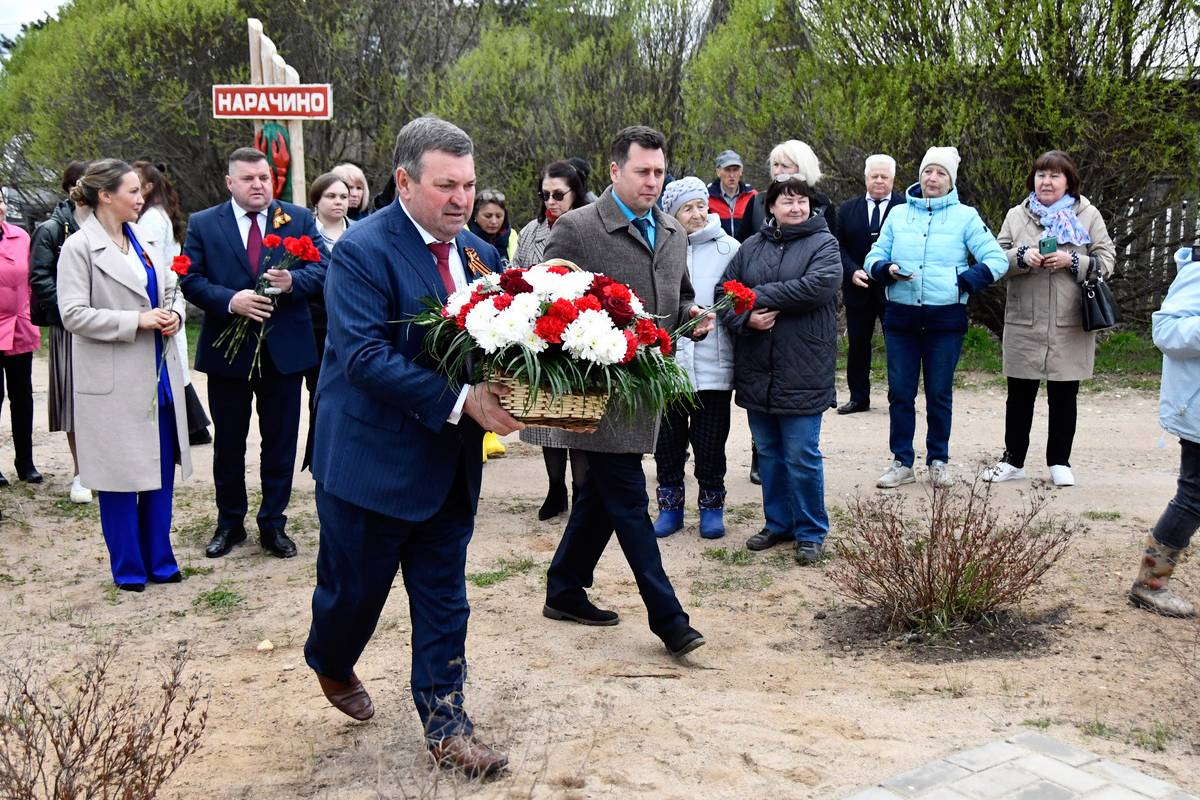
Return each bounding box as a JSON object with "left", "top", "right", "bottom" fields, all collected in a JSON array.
[
  {"left": 58, "top": 159, "right": 191, "bottom": 592},
  {"left": 983, "top": 150, "right": 1115, "bottom": 487}
]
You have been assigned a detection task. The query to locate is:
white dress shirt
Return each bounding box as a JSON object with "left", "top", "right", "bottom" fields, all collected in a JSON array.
[
  {"left": 866, "top": 194, "right": 891, "bottom": 222},
  {"left": 230, "top": 198, "right": 268, "bottom": 246},
  {"left": 396, "top": 198, "right": 472, "bottom": 425}
]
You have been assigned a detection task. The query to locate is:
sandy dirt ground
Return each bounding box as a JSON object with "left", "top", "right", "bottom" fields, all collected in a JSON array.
[{"left": 0, "top": 354, "right": 1197, "bottom": 799}]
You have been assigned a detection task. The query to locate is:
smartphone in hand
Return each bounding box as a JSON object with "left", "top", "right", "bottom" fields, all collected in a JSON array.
[
  {"left": 894, "top": 267, "right": 915, "bottom": 281},
  {"left": 1038, "top": 235, "right": 1057, "bottom": 256}
]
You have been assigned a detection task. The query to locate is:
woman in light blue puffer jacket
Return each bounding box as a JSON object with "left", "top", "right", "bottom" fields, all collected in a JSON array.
[
  {"left": 865, "top": 147, "right": 1008, "bottom": 489},
  {"left": 1129, "top": 247, "right": 1200, "bottom": 618}
]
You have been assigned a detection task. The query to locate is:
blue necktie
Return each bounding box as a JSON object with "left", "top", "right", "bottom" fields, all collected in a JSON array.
[{"left": 631, "top": 217, "right": 651, "bottom": 246}]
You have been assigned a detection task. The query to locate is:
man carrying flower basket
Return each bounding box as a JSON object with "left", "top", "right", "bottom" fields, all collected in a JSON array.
[{"left": 537, "top": 126, "right": 715, "bottom": 658}]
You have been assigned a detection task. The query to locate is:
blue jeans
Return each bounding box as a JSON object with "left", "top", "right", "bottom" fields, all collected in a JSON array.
[
  {"left": 884, "top": 314, "right": 966, "bottom": 468},
  {"left": 746, "top": 410, "right": 828, "bottom": 544},
  {"left": 1153, "top": 439, "right": 1200, "bottom": 550}
]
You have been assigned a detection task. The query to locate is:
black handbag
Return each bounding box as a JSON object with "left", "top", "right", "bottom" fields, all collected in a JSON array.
[{"left": 1080, "top": 266, "right": 1120, "bottom": 332}]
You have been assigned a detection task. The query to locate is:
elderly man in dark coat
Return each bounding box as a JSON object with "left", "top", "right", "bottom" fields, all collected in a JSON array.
[{"left": 540, "top": 126, "right": 712, "bottom": 658}]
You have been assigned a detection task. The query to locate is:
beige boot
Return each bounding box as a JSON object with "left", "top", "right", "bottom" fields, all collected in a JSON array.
[{"left": 1129, "top": 535, "right": 1196, "bottom": 618}]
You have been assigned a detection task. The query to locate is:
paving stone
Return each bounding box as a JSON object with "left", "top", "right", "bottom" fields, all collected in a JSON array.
[
  {"left": 1166, "top": 793, "right": 1200, "bottom": 800},
  {"left": 916, "top": 788, "right": 971, "bottom": 800},
  {"left": 1081, "top": 787, "right": 1158, "bottom": 800},
  {"left": 945, "top": 741, "right": 1025, "bottom": 772},
  {"left": 1084, "top": 760, "right": 1175, "bottom": 798},
  {"left": 882, "top": 761, "right": 972, "bottom": 797},
  {"left": 951, "top": 763, "right": 1039, "bottom": 799},
  {"left": 1014, "top": 753, "right": 1112, "bottom": 794},
  {"left": 843, "top": 789, "right": 907, "bottom": 800},
  {"left": 1013, "top": 781, "right": 1078, "bottom": 800},
  {"left": 1008, "top": 732, "right": 1099, "bottom": 767}
]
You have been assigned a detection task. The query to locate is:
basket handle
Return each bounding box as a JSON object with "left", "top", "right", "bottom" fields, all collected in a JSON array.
[{"left": 535, "top": 258, "right": 584, "bottom": 273}]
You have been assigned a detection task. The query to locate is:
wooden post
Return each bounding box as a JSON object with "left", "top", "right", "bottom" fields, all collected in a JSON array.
[
  {"left": 284, "top": 64, "right": 306, "bottom": 207},
  {"left": 247, "top": 19, "right": 264, "bottom": 137},
  {"left": 244, "top": 17, "right": 309, "bottom": 206}
]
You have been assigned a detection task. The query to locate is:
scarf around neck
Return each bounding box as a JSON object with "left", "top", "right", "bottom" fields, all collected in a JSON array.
[{"left": 1028, "top": 193, "right": 1091, "bottom": 246}]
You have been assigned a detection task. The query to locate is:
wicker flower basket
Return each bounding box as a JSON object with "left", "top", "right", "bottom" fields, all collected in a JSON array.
[{"left": 493, "top": 372, "right": 609, "bottom": 433}]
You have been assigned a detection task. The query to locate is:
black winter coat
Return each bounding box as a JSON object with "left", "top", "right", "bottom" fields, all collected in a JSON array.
[
  {"left": 720, "top": 214, "right": 842, "bottom": 415},
  {"left": 28, "top": 199, "right": 78, "bottom": 327}
]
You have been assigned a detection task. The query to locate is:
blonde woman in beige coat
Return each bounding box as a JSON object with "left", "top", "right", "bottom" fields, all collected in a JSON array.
[
  {"left": 983, "top": 150, "right": 1115, "bottom": 487},
  {"left": 58, "top": 159, "right": 191, "bottom": 592}
]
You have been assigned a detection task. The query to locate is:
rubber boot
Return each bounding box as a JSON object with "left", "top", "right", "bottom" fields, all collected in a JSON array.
[
  {"left": 653, "top": 486, "right": 684, "bottom": 538},
  {"left": 698, "top": 488, "right": 726, "bottom": 539},
  {"left": 1130, "top": 535, "right": 1196, "bottom": 617}
]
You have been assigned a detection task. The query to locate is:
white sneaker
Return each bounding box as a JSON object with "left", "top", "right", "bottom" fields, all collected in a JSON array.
[
  {"left": 70, "top": 475, "right": 92, "bottom": 504},
  {"left": 929, "top": 460, "right": 954, "bottom": 488},
  {"left": 980, "top": 462, "right": 1026, "bottom": 483},
  {"left": 877, "top": 460, "right": 916, "bottom": 488},
  {"left": 1049, "top": 465, "right": 1075, "bottom": 486}
]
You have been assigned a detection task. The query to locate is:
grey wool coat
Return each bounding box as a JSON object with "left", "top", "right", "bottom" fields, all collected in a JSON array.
[
  {"left": 57, "top": 214, "right": 191, "bottom": 492},
  {"left": 538, "top": 186, "right": 696, "bottom": 454}
]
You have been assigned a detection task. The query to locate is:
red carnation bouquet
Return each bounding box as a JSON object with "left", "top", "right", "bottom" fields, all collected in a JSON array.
[
  {"left": 213, "top": 234, "right": 321, "bottom": 377},
  {"left": 148, "top": 254, "right": 191, "bottom": 414},
  {"left": 411, "top": 259, "right": 755, "bottom": 429}
]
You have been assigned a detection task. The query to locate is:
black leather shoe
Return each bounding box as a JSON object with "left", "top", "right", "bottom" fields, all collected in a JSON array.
[
  {"left": 118, "top": 582, "right": 145, "bottom": 593},
  {"left": 837, "top": 400, "right": 870, "bottom": 415},
  {"left": 665, "top": 626, "right": 706, "bottom": 657},
  {"left": 151, "top": 572, "right": 184, "bottom": 583},
  {"left": 745, "top": 528, "right": 791, "bottom": 551},
  {"left": 189, "top": 428, "right": 213, "bottom": 446},
  {"left": 260, "top": 529, "right": 297, "bottom": 558},
  {"left": 0, "top": 471, "right": 9, "bottom": 487},
  {"left": 205, "top": 524, "right": 247, "bottom": 558},
  {"left": 538, "top": 482, "right": 568, "bottom": 521},
  {"left": 543, "top": 597, "right": 619, "bottom": 626},
  {"left": 15, "top": 464, "right": 42, "bottom": 483}
]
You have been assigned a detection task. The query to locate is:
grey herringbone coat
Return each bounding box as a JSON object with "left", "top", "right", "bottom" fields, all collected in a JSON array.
[{"left": 539, "top": 186, "right": 696, "bottom": 454}]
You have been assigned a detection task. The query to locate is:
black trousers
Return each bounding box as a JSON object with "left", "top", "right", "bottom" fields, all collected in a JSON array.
[
  {"left": 1153, "top": 439, "right": 1200, "bottom": 550},
  {"left": 301, "top": 325, "right": 326, "bottom": 470},
  {"left": 207, "top": 350, "right": 303, "bottom": 532},
  {"left": 654, "top": 389, "right": 732, "bottom": 491},
  {"left": 0, "top": 352, "right": 34, "bottom": 470},
  {"left": 845, "top": 302, "right": 884, "bottom": 405},
  {"left": 1003, "top": 377, "right": 1079, "bottom": 468}
]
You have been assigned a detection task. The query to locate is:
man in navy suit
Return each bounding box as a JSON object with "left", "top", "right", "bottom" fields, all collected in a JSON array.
[
  {"left": 836, "top": 154, "right": 904, "bottom": 414},
  {"left": 304, "top": 116, "right": 521, "bottom": 778},
  {"left": 181, "top": 147, "right": 327, "bottom": 559}
]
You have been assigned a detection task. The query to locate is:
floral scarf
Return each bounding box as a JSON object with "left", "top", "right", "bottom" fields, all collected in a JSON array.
[{"left": 1027, "top": 192, "right": 1091, "bottom": 246}]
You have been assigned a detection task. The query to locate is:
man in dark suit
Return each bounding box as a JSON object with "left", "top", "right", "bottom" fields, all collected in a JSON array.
[
  {"left": 304, "top": 116, "right": 520, "bottom": 778},
  {"left": 181, "top": 147, "right": 327, "bottom": 559},
  {"left": 539, "top": 126, "right": 713, "bottom": 659},
  {"left": 836, "top": 154, "right": 904, "bottom": 414}
]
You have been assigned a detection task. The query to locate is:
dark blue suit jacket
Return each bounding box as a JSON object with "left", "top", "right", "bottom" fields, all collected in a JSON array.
[
  {"left": 309, "top": 200, "right": 502, "bottom": 522},
  {"left": 181, "top": 199, "right": 327, "bottom": 377},
  {"left": 837, "top": 190, "right": 904, "bottom": 309}
]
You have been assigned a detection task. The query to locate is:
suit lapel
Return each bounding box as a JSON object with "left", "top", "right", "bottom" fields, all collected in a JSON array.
[
  {"left": 82, "top": 216, "right": 148, "bottom": 300},
  {"left": 218, "top": 202, "right": 259, "bottom": 279},
  {"left": 386, "top": 203, "right": 444, "bottom": 300}
]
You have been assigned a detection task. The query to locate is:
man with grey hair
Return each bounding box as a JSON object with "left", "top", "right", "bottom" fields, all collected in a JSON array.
[
  {"left": 304, "top": 115, "right": 519, "bottom": 778},
  {"left": 836, "top": 153, "right": 903, "bottom": 414}
]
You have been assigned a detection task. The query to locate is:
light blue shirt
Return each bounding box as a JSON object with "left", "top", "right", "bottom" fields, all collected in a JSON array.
[{"left": 611, "top": 191, "right": 656, "bottom": 250}]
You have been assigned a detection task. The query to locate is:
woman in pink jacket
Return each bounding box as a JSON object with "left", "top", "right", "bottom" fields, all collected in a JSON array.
[{"left": 0, "top": 189, "right": 42, "bottom": 485}]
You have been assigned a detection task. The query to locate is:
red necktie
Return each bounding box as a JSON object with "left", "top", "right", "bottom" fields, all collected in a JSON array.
[
  {"left": 246, "top": 212, "right": 263, "bottom": 275},
  {"left": 427, "top": 242, "right": 456, "bottom": 294}
]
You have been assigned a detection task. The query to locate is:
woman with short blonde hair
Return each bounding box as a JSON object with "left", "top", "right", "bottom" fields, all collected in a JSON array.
[{"left": 331, "top": 163, "right": 370, "bottom": 221}]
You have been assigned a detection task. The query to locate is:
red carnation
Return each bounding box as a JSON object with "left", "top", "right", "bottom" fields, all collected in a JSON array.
[
  {"left": 493, "top": 294, "right": 514, "bottom": 311},
  {"left": 263, "top": 234, "right": 282, "bottom": 249},
  {"left": 298, "top": 235, "right": 315, "bottom": 249},
  {"left": 657, "top": 328, "right": 672, "bottom": 356},
  {"left": 170, "top": 255, "right": 191, "bottom": 277},
  {"left": 574, "top": 295, "right": 601, "bottom": 312},
  {"left": 546, "top": 265, "right": 571, "bottom": 275},
  {"left": 302, "top": 244, "right": 322, "bottom": 262},
  {"left": 283, "top": 236, "right": 303, "bottom": 256},
  {"left": 602, "top": 282, "right": 632, "bottom": 303},
  {"left": 499, "top": 269, "right": 533, "bottom": 295},
  {"left": 546, "top": 298, "right": 578, "bottom": 323},
  {"left": 620, "top": 329, "right": 638, "bottom": 364},
  {"left": 534, "top": 315, "right": 568, "bottom": 343},
  {"left": 601, "top": 294, "right": 635, "bottom": 328},
  {"left": 723, "top": 280, "right": 756, "bottom": 315},
  {"left": 635, "top": 317, "right": 659, "bottom": 345}
]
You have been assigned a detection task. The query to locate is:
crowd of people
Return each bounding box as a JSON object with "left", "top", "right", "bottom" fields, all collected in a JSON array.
[{"left": 1, "top": 114, "right": 1198, "bottom": 778}]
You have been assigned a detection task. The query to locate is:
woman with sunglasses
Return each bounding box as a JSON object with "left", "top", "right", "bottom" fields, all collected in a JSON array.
[
  {"left": 514, "top": 160, "right": 592, "bottom": 519},
  {"left": 469, "top": 189, "right": 519, "bottom": 267}
]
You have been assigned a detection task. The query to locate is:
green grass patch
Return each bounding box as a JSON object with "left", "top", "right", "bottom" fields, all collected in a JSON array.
[
  {"left": 174, "top": 513, "right": 216, "bottom": 548},
  {"left": 181, "top": 564, "right": 214, "bottom": 578},
  {"left": 192, "top": 581, "right": 243, "bottom": 613},
  {"left": 1082, "top": 510, "right": 1121, "bottom": 521},
  {"left": 1130, "top": 722, "right": 1172, "bottom": 752},
  {"left": 701, "top": 547, "right": 753, "bottom": 567},
  {"left": 691, "top": 571, "right": 773, "bottom": 597},
  {"left": 1080, "top": 718, "right": 1118, "bottom": 739},
  {"left": 1022, "top": 718, "right": 1053, "bottom": 730},
  {"left": 725, "top": 503, "right": 762, "bottom": 525},
  {"left": 48, "top": 498, "right": 99, "bottom": 520},
  {"left": 466, "top": 556, "right": 538, "bottom": 588}
]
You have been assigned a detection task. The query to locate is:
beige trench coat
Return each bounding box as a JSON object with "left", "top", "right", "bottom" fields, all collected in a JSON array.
[
  {"left": 57, "top": 214, "right": 191, "bottom": 492},
  {"left": 996, "top": 197, "right": 1116, "bottom": 381}
]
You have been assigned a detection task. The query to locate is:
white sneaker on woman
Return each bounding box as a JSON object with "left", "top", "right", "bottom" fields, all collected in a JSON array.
[
  {"left": 876, "top": 461, "right": 915, "bottom": 488},
  {"left": 1049, "top": 465, "right": 1075, "bottom": 486},
  {"left": 70, "top": 475, "right": 92, "bottom": 504},
  {"left": 928, "top": 460, "right": 954, "bottom": 488},
  {"left": 980, "top": 462, "right": 1026, "bottom": 482}
]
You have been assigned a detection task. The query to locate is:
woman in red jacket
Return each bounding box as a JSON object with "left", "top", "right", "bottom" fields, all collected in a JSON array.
[{"left": 0, "top": 188, "right": 42, "bottom": 485}]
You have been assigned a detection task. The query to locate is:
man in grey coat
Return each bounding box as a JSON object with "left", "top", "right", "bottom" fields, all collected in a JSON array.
[{"left": 540, "top": 126, "right": 713, "bottom": 658}]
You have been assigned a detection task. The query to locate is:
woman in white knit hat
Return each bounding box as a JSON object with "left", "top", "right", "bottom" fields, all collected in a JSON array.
[
  {"left": 864, "top": 147, "right": 1008, "bottom": 489},
  {"left": 651, "top": 176, "right": 740, "bottom": 539}
]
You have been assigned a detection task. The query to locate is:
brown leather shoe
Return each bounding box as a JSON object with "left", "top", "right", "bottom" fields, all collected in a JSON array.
[
  {"left": 428, "top": 734, "right": 508, "bottom": 779},
  {"left": 316, "top": 671, "right": 374, "bottom": 721}
]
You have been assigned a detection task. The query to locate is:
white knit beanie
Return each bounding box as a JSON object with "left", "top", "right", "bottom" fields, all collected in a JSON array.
[
  {"left": 919, "top": 146, "right": 961, "bottom": 186},
  {"left": 661, "top": 176, "right": 708, "bottom": 217}
]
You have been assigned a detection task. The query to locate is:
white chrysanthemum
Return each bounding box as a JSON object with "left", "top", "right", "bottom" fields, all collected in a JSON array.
[
  {"left": 524, "top": 267, "right": 594, "bottom": 302},
  {"left": 491, "top": 305, "right": 537, "bottom": 349},
  {"left": 520, "top": 328, "right": 549, "bottom": 353},
  {"left": 508, "top": 291, "right": 542, "bottom": 317},
  {"left": 465, "top": 299, "right": 503, "bottom": 353},
  {"left": 444, "top": 287, "right": 474, "bottom": 317},
  {"left": 561, "top": 309, "right": 626, "bottom": 365},
  {"left": 629, "top": 293, "right": 645, "bottom": 315}
]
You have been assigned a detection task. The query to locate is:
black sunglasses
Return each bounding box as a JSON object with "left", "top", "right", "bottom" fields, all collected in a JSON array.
[{"left": 539, "top": 189, "right": 571, "bottom": 202}]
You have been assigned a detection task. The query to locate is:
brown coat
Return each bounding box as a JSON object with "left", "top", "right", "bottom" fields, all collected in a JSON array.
[
  {"left": 996, "top": 197, "right": 1116, "bottom": 381},
  {"left": 538, "top": 186, "right": 695, "bottom": 454},
  {"left": 58, "top": 214, "right": 191, "bottom": 492}
]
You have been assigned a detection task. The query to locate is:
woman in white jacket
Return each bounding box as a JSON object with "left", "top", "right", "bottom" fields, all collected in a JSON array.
[{"left": 652, "top": 177, "right": 739, "bottom": 539}]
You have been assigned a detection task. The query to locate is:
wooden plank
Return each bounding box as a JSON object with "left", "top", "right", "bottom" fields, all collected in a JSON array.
[
  {"left": 247, "top": 18, "right": 263, "bottom": 137},
  {"left": 284, "top": 64, "right": 305, "bottom": 207}
]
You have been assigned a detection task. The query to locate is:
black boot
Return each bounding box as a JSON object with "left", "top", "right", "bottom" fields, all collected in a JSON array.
[
  {"left": 750, "top": 444, "right": 761, "bottom": 486},
  {"left": 538, "top": 482, "right": 568, "bottom": 521}
]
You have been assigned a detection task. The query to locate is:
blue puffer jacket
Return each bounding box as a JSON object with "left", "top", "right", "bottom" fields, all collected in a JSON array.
[
  {"left": 1154, "top": 249, "right": 1200, "bottom": 445},
  {"left": 865, "top": 183, "right": 1007, "bottom": 306}
]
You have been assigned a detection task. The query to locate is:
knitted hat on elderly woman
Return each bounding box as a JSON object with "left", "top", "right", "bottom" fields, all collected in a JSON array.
[
  {"left": 660, "top": 176, "right": 708, "bottom": 217},
  {"left": 919, "top": 146, "right": 961, "bottom": 186}
]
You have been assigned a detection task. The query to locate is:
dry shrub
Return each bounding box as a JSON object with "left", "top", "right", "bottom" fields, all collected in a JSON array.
[
  {"left": 827, "top": 482, "right": 1078, "bottom": 635},
  {"left": 0, "top": 643, "right": 207, "bottom": 799}
]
